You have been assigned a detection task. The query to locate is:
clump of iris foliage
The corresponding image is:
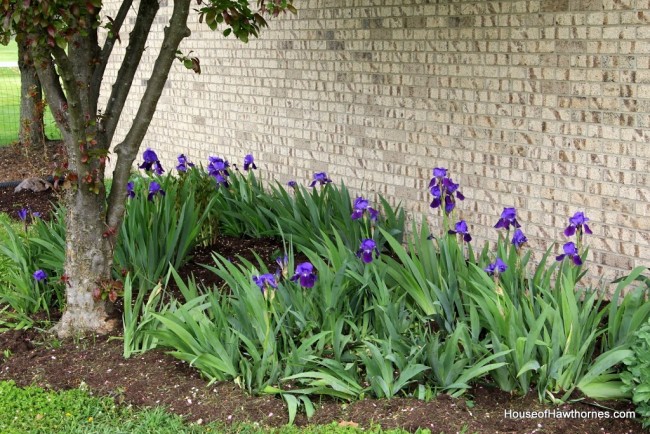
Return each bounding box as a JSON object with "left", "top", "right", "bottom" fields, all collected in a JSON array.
[{"left": 0, "top": 149, "right": 648, "bottom": 426}]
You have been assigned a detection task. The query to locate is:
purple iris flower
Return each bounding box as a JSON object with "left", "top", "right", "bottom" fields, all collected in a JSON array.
[
  {"left": 176, "top": 154, "right": 195, "bottom": 172},
  {"left": 287, "top": 180, "right": 297, "bottom": 189},
  {"left": 448, "top": 220, "right": 472, "bottom": 242},
  {"left": 428, "top": 168, "right": 464, "bottom": 215},
  {"left": 556, "top": 242, "right": 583, "bottom": 265},
  {"left": 207, "top": 156, "right": 231, "bottom": 187},
  {"left": 351, "top": 196, "right": 379, "bottom": 221},
  {"left": 126, "top": 182, "right": 135, "bottom": 199},
  {"left": 213, "top": 173, "right": 229, "bottom": 188},
  {"left": 152, "top": 161, "right": 165, "bottom": 175},
  {"left": 512, "top": 229, "right": 528, "bottom": 249},
  {"left": 433, "top": 167, "right": 447, "bottom": 178},
  {"left": 138, "top": 148, "right": 165, "bottom": 175},
  {"left": 494, "top": 207, "right": 521, "bottom": 230},
  {"left": 484, "top": 258, "right": 508, "bottom": 275},
  {"left": 141, "top": 148, "right": 157, "bottom": 165},
  {"left": 444, "top": 195, "right": 455, "bottom": 214},
  {"left": 33, "top": 269, "right": 47, "bottom": 282},
  {"left": 18, "top": 208, "right": 40, "bottom": 223},
  {"left": 564, "top": 212, "right": 593, "bottom": 237},
  {"left": 309, "top": 172, "right": 332, "bottom": 187},
  {"left": 430, "top": 185, "right": 442, "bottom": 209},
  {"left": 243, "top": 154, "right": 257, "bottom": 171},
  {"left": 443, "top": 178, "right": 465, "bottom": 200},
  {"left": 208, "top": 156, "right": 230, "bottom": 174},
  {"left": 357, "top": 239, "right": 380, "bottom": 263},
  {"left": 290, "top": 262, "right": 317, "bottom": 288},
  {"left": 147, "top": 181, "right": 165, "bottom": 201},
  {"left": 252, "top": 273, "right": 278, "bottom": 292}
]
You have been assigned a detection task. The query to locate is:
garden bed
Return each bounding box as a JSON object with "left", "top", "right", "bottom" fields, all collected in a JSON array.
[
  {"left": 0, "top": 150, "right": 645, "bottom": 433},
  {"left": 0, "top": 328, "right": 639, "bottom": 433}
]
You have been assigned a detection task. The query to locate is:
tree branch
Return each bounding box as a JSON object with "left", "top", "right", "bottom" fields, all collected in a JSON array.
[
  {"left": 99, "top": 0, "right": 159, "bottom": 148},
  {"left": 49, "top": 46, "right": 86, "bottom": 162},
  {"left": 90, "top": 0, "right": 133, "bottom": 103},
  {"left": 34, "top": 54, "right": 71, "bottom": 142},
  {"left": 105, "top": 0, "right": 192, "bottom": 230}
]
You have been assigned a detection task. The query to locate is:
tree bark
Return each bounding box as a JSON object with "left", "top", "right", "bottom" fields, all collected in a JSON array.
[
  {"left": 17, "top": 38, "right": 44, "bottom": 152},
  {"left": 52, "top": 187, "right": 118, "bottom": 337},
  {"left": 47, "top": 27, "right": 118, "bottom": 337}
]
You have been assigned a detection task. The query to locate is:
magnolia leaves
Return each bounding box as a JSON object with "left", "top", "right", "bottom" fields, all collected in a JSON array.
[
  {"left": 1, "top": 0, "right": 102, "bottom": 51},
  {"left": 197, "top": 0, "right": 296, "bottom": 43},
  {"left": 175, "top": 50, "right": 201, "bottom": 74}
]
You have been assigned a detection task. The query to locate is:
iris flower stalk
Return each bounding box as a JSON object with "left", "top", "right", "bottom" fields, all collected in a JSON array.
[
  {"left": 176, "top": 154, "right": 195, "bottom": 173},
  {"left": 484, "top": 258, "right": 508, "bottom": 296},
  {"left": 447, "top": 219, "right": 472, "bottom": 260},
  {"left": 207, "top": 156, "right": 231, "bottom": 188},
  {"left": 252, "top": 273, "right": 278, "bottom": 301},
  {"left": 18, "top": 207, "right": 41, "bottom": 231},
  {"left": 556, "top": 212, "right": 592, "bottom": 268},
  {"left": 564, "top": 211, "right": 592, "bottom": 253},
  {"left": 18, "top": 208, "right": 29, "bottom": 231},
  {"left": 351, "top": 196, "right": 379, "bottom": 240},
  {"left": 428, "top": 167, "right": 464, "bottom": 232},
  {"left": 494, "top": 207, "right": 522, "bottom": 255},
  {"left": 243, "top": 154, "right": 257, "bottom": 171}
]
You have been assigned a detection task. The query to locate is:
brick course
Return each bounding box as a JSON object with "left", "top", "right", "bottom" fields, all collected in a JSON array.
[{"left": 101, "top": 0, "right": 650, "bottom": 283}]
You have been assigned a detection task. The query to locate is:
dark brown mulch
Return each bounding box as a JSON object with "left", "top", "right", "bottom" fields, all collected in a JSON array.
[
  {"left": 173, "top": 237, "right": 309, "bottom": 296},
  {"left": 0, "top": 331, "right": 640, "bottom": 433},
  {"left": 0, "top": 187, "right": 60, "bottom": 221},
  {"left": 0, "top": 142, "right": 643, "bottom": 433},
  {"left": 0, "top": 141, "right": 64, "bottom": 220},
  {"left": 0, "top": 141, "right": 64, "bottom": 182},
  {"left": 176, "top": 237, "right": 286, "bottom": 291}
]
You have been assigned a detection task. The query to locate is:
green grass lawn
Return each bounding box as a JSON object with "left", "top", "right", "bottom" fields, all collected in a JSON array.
[
  {"left": 0, "top": 67, "right": 61, "bottom": 146},
  {"left": 0, "top": 39, "right": 17, "bottom": 63},
  {"left": 0, "top": 68, "right": 21, "bottom": 145},
  {"left": 0, "top": 381, "right": 439, "bottom": 434}
]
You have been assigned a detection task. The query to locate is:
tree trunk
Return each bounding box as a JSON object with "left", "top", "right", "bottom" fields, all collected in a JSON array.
[
  {"left": 29, "top": 0, "right": 191, "bottom": 338},
  {"left": 52, "top": 185, "right": 118, "bottom": 337},
  {"left": 17, "top": 38, "right": 45, "bottom": 152}
]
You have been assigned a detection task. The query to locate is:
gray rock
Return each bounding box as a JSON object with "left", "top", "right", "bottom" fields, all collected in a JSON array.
[{"left": 14, "top": 177, "right": 52, "bottom": 193}]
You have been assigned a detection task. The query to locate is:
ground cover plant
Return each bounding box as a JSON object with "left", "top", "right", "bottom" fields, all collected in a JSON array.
[{"left": 0, "top": 150, "right": 646, "bottom": 432}]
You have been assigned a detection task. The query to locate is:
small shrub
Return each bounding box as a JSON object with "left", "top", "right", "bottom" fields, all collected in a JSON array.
[{"left": 622, "top": 318, "right": 650, "bottom": 428}]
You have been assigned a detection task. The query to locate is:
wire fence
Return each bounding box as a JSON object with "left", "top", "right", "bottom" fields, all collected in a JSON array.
[{"left": 0, "top": 64, "right": 61, "bottom": 146}]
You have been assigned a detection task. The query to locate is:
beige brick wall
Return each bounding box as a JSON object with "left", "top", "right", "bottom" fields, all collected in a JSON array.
[{"left": 101, "top": 0, "right": 650, "bottom": 283}]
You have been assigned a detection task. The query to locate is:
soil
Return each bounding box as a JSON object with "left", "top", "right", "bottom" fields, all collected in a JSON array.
[
  {"left": 0, "top": 143, "right": 643, "bottom": 433},
  {"left": 0, "top": 141, "right": 63, "bottom": 220}
]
